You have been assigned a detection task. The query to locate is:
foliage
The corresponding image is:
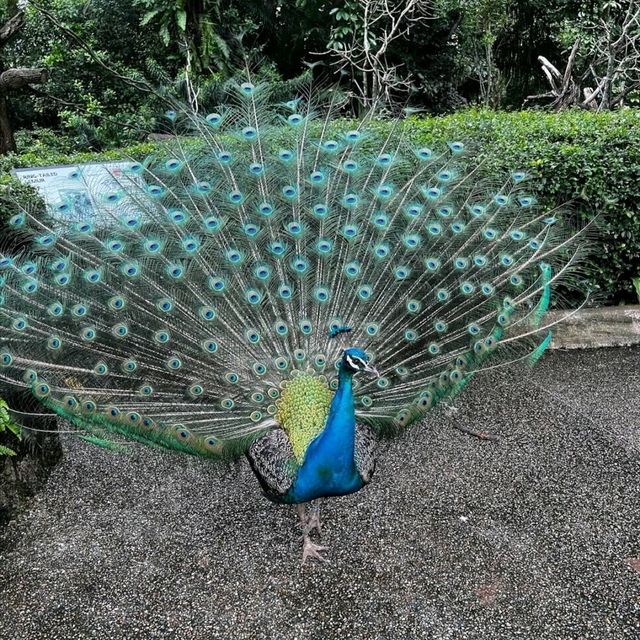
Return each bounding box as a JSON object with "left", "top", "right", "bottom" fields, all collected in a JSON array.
[
  {"left": 0, "top": 398, "right": 21, "bottom": 457},
  {"left": 2, "top": 109, "right": 639, "bottom": 304},
  {"left": 402, "top": 108, "right": 640, "bottom": 304}
]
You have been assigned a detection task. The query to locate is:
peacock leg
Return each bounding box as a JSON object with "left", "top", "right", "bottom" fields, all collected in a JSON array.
[
  {"left": 296, "top": 502, "right": 328, "bottom": 564},
  {"left": 305, "top": 499, "right": 323, "bottom": 536}
]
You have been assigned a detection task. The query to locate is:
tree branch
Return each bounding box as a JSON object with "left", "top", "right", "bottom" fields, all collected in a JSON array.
[{"left": 0, "top": 10, "right": 25, "bottom": 48}]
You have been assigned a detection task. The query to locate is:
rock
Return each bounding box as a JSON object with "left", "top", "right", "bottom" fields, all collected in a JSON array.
[
  {"left": 547, "top": 305, "right": 640, "bottom": 349},
  {"left": 0, "top": 396, "right": 62, "bottom": 524}
]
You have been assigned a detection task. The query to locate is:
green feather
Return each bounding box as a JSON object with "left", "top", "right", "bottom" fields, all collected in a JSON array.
[{"left": 528, "top": 331, "right": 553, "bottom": 367}]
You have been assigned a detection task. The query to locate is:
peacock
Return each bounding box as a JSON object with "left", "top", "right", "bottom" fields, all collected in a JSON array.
[{"left": 0, "top": 77, "right": 588, "bottom": 563}]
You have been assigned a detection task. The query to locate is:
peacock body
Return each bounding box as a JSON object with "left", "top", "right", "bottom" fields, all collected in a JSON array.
[{"left": 0, "top": 78, "right": 586, "bottom": 562}]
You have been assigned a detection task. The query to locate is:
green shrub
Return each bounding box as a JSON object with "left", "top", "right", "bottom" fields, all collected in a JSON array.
[
  {"left": 404, "top": 109, "right": 640, "bottom": 305},
  {"left": 2, "top": 109, "right": 639, "bottom": 304},
  {"left": 0, "top": 399, "right": 21, "bottom": 457}
]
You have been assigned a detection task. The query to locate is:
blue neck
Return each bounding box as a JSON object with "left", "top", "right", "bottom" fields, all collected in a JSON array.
[{"left": 321, "top": 366, "right": 356, "bottom": 449}]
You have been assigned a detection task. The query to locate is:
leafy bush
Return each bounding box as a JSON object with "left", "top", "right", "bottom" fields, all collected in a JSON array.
[
  {"left": 0, "top": 399, "right": 22, "bottom": 457},
  {"left": 403, "top": 109, "right": 640, "bottom": 304},
  {"left": 2, "top": 109, "right": 638, "bottom": 304}
]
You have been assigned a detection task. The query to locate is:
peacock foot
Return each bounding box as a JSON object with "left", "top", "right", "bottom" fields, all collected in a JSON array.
[{"left": 301, "top": 536, "right": 329, "bottom": 564}]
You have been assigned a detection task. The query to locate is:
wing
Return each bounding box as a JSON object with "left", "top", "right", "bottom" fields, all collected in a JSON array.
[
  {"left": 354, "top": 422, "right": 378, "bottom": 484},
  {"left": 246, "top": 428, "right": 298, "bottom": 499}
]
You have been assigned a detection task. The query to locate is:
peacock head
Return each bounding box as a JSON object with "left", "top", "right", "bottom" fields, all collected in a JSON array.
[{"left": 341, "top": 348, "right": 379, "bottom": 377}]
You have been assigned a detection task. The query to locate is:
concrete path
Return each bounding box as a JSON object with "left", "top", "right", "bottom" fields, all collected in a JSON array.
[{"left": 1, "top": 347, "right": 639, "bottom": 639}]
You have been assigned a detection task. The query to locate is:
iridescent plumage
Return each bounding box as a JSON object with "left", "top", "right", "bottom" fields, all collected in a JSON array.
[{"left": 0, "top": 77, "right": 588, "bottom": 562}]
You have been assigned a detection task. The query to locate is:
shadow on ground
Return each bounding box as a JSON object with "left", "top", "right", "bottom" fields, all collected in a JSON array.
[{"left": 1, "top": 347, "right": 639, "bottom": 639}]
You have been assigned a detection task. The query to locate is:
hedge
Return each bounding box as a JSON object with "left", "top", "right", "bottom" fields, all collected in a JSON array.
[
  {"left": 2, "top": 109, "right": 639, "bottom": 304},
  {"left": 405, "top": 109, "right": 640, "bottom": 305}
]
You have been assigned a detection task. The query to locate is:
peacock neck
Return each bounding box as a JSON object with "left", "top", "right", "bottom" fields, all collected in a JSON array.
[{"left": 321, "top": 366, "right": 356, "bottom": 447}]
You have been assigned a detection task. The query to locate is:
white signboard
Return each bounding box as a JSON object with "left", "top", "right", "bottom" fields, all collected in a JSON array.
[{"left": 12, "top": 161, "right": 139, "bottom": 223}]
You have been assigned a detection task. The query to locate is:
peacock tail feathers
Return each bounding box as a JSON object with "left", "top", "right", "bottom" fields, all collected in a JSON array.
[{"left": 0, "top": 77, "right": 589, "bottom": 459}]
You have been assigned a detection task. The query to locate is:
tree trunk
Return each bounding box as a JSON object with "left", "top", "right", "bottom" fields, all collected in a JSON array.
[
  {"left": 0, "top": 68, "right": 47, "bottom": 155},
  {"left": 0, "top": 91, "right": 16, "bottom": 154}
]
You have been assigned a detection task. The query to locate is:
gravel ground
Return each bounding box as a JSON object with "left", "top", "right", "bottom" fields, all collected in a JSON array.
[{"left": 1, "top": 347, "right": 639, "bottom": 640}]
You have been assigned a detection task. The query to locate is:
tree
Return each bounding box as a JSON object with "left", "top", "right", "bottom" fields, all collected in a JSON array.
[
  {"left": 527, "top": 0, "right": 640, "bottom": 110},
  {"left": 0, "top": 1, "right": 47, "bottom": 153},
  {"left": 324, "top": 0, "right": 435, "bottom": 112}
]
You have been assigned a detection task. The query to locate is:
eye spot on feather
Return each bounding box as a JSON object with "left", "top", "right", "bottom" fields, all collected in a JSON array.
[
  {"left": 425, "top": 257, "right": 441, "bottom": 272},
  {"left": 314, "top": 287, "right": 330, "bottom": 303},
  {"left": 345, "top": 130, "right": 361, "bottom": 142},
  {"left": 13, "top": 317, "right": 29, "bottom": 331},
  {"left": 395, "top": 266, "right": 410, "bottom": 280},
  {"left": 407, "top": 299, "right": 421, "bottom": 314},
  {"left": 157, "top": 297, "right": 174, "bottom": 313},
  {"left": 112, "top": 323, "right": 128, "bottom": 338},
  {"left": 342, "top": 194, "right": 359, "bottom": 209},
  {"left": 313, "top": 204, "right": 329, "bottom": 218},
  {"left": 202, "top": 339, "right": 218, "bottom": 354},
  {"left": 188, "top": 384, "right": 204, "bottom": 398},
  {"left": 0, "top": 352, "right": 13, "bottom": 366},
  {"left": 299, "top": 320, "right": 312, "bottom": 335},
  {"left": 94, "top": 362, "right": 108, "bottom": 376},
  {"left": 434, "top": 320, "right": 447, "bottom": 333},
  {"left": 209, "top": 277, "right": 226, "bottom": 293},
  {"left": 358, "top": 285, "right": 373, "bottom": 300},
  {"left": 203, "top": 216, "right": 221, "bottom": 232},
  {"left": 199, "top": 305, "right": 216, "bottom": 321},
  {"left": 405, "top": 203, "right": 423, "bottom": 218},
  {"left": 270, "top": 240, "right": 287, "bottom": 256},
  {"left": 460, "top": 281, "right": 475, "bottom": 295},
  {"left": 228, "top": 190, "right": 244, "bottom": 204},
  {"left": 154, "top": 330, "right": 170, "bottom": 344},
  {"left": 9, "top": 213, "right": 25, "bottom": 227},
  {"left": 253, "top": 362, "right": 267, "bottom": 376},
  {"left": 468, "top": 323, "right": 481, "bottom": 335},
  {"left": 373, "top": 243, "right": 389, "bottom": 259},
  {"left": 122, "top": 359, "right": 137, "bottom": 373}
]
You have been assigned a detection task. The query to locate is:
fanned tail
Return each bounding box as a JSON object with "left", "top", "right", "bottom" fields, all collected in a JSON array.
[{"left": 0, "top": 76, "right": 590, "bottom": 456}]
